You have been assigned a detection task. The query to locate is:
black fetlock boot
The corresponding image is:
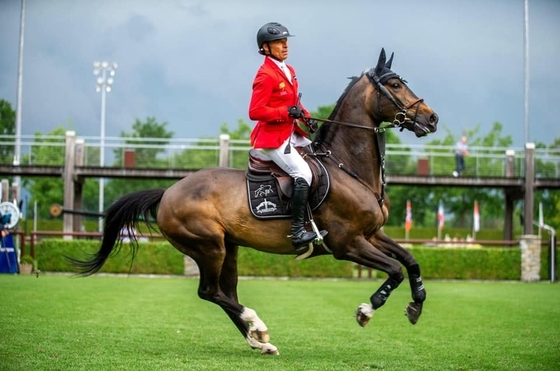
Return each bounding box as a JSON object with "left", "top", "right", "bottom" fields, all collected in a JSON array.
[{"left": 290, "top": 177, "right": 318, "bottom": 253}]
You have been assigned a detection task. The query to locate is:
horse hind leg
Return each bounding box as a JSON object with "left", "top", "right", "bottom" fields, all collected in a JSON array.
[
  {"left": 219, "top": 243, "right": 278, "bottom": 355},
  {"left": 197, "top": 263, "right": 278, "bottom": 355}
]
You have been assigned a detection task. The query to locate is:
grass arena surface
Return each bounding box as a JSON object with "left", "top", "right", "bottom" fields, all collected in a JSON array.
[{"left": 1, "top": 274, "right": 558, "bottom": 371}]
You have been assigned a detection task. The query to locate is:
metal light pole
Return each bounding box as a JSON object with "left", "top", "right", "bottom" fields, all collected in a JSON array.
[
  {"left": 13, "top": 0, "right": 26, "bottom": 189},
  {"left": 93, "top": 61, "right": 117, "bottom": 232},
  {"left": 524, "top": 0, "right": 530, "bottom": 145}
]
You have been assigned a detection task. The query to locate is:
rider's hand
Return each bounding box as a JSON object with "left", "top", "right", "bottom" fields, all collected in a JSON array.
[
  {"left": 287, "top": 105, "right": 304, "bottom": 119},
  {"left": 307, "top": 119, "right": 318, "bottom": 133}
]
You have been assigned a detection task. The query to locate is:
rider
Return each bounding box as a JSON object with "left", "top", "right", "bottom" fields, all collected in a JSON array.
[{"left": 248, "top": 22, "right": 324, "bottom": 255}]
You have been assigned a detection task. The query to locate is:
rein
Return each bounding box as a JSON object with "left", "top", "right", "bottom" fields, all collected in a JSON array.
[
  {"left": 304, "top": 116, "right": 397, "bottom": 132},
  {"left": 304, "top": 71, "right": 422, "bottom": 207}
]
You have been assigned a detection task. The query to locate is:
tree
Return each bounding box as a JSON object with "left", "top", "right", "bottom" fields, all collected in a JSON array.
[
  {"left": 0, "top": 99, "right": 16, "bottom": 164},
  {"left": 105, "top": 117, "right": 176, "bottom": 207},
  {"left": 112, "top": 117, "right": 174, "bottom": 168},
  {"left": 22, "top": 126, "right": 98, "bottom": 220},
  {"left": 170, "top": 119, "right": 253, "bottom": 170}
]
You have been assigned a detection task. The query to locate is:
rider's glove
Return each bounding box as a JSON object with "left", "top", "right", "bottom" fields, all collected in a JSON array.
[
  {"left": 287, "top": 105, "right": 304, "bottom": 119},
  {"left": 307, "top": 119, "right": 318, "bottom": 133}
]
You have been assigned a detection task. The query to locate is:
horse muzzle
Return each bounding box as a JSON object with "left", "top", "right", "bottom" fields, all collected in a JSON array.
[{"left": 407, "top": 112, "right": 438, "bottom": 137}]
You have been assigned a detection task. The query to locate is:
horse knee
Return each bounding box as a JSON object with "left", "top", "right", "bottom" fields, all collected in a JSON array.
[{"left": 388, "top": 265, "right": 405, "bottom": 284}]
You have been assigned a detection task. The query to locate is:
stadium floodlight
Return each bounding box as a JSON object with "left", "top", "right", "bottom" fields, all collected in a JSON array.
[{"left": 93, "top": 60, "right": 118, "bottom": 232}]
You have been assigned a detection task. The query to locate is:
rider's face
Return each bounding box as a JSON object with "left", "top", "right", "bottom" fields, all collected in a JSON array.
[{"left": 264, "top": 38, "right": 288, "bottom": 61}]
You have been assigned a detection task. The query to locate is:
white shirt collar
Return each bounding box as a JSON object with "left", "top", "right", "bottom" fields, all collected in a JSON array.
[
  {"left": 267, "top": 57, "right": 292, "bottom": 83},
  {"left": 268, "top": 56, "right": 287, "bottom": 69}
]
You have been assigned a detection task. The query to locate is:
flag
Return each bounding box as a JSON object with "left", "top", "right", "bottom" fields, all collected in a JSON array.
[
  {"left": 473, "top": 200, "right": 480, "bottom": 232},
  {"left": 405, "top": 200, "right": 412, "bottom": 232},
  {"left": 437, "top": 200, "right": 444, "bottom": 230}
]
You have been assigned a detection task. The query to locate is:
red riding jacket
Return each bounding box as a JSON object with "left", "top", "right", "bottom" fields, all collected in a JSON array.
[{"left": 249, "top": 57, "right": 310, "bottom": 149}]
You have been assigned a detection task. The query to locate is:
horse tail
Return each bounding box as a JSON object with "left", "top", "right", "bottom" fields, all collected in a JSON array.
[{"left": 68, "top": 188, "right": 166, "bottom": 276}]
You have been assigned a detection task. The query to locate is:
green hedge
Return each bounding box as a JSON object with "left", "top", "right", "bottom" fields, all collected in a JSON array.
[
  {"left": 33, "top": 239, "right": 556, "bottom": 281},
  {"left": 35, "top": 240, "right": 185, "bottom": 275},
  {"left": 34, "top": 240, "right": 353, "bottom": 278},
  {"left": 409, "top": 247, "right": 521, "bottom": 280},
  {"left": 237, "top": 248, "right": 353, "bottom": 278}
]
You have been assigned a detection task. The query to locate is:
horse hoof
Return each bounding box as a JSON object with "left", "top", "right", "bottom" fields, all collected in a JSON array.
[
  {"left": 261, "top": 344, "right": 279, "bottom": 356},
  {"left": 404, "top": 302, "right": 422, "bottom": 325},
  {"left": 355, "top": 303, "right": 374, "bottom": 327}
]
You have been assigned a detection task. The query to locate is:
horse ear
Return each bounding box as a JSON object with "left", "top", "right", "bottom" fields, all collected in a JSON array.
[
  {"left": 385, "top": 52, "right": 394, "bottom": 70},
  {"left": 375, "top": 48, "right": 386, "bottom": 74}
]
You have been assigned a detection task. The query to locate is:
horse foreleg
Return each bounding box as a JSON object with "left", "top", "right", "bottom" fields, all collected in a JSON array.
[
  {"left": 369, "top": 231, "right": 426, "bottom": 324},
  {"left": 341, "top": 236, "right": 405, "bottom": 327},
  {"left": 356, "top": 275, "right": 403, "bottom": 327},
  {"left": 403, "top": 264, "right": 425, "bottom": 325}
]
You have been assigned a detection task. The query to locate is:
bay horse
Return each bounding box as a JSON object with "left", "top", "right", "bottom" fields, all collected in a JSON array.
[{"left": 71, "top": 48, "right": 438, "bottom": 355}]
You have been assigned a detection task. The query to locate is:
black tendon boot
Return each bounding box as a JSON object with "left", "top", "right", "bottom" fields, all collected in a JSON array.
[{"left": 291, "top": 177, "right": 318, "bottom": 253}]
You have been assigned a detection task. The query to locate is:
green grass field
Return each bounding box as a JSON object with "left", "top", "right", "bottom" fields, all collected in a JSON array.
[{"left": 1, "top": 274, "right": 559, "bottom": 371}]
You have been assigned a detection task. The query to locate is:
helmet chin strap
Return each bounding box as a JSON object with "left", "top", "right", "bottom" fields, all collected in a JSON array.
[{"left": 263, "top": 43, "right": 283, "bottom": 61}]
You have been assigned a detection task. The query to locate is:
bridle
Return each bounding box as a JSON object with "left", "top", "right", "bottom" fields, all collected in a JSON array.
[
  {"left": 368, "top": 71, "right": 424, "bottom": 130},
  {"left": 304, "top": 70, "right": 424, "bottom": 132},
  {"left": 306, "top": 70, "right": 425, "bottom": 207}
]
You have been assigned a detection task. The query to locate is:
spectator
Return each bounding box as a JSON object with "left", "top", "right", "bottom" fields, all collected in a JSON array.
[{"left": 453, "top": 135, "right": 469, "bottom": 177}]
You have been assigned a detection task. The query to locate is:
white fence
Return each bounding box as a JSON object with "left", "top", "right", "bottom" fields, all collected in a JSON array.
[{"left": 1, "top": 134, "right": 559, "bottom": 178}]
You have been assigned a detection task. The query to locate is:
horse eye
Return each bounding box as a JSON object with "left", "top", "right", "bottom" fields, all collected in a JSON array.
[{"left": 391, "top": 82, "right": 400, "bottom": 89}]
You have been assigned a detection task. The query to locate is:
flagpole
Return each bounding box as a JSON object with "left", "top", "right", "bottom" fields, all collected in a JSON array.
[
  {"left": 405, "top": 200, "right": 411, "bottom": 241},
  {"left": 437, "top": 200, "right": 444, "bottom": 241},
  {"left": 473, "top": 200, "right": 480, "bottom": 241},
  {"left": 472, "top": 200, "right": 476, "bottom": 241},
  {"left": 538, "top": 201, "right": 543, "bottom": 237}
]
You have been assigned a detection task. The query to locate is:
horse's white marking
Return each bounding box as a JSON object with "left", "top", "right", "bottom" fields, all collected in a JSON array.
[
  {"left": 241, "top": 307, "right": 279, "bottom": 355},
  {"left": 240, "top": 307, "right": 268, "bottom": 334},
  {"left": 356, "top": 303, "right": 375, "bottom": 327},
  {"left": 245, "top": 335, "right": 279, "bottom": 355},
  {"left": 358, "top": 303, "right": 374, "bottom": 317}
]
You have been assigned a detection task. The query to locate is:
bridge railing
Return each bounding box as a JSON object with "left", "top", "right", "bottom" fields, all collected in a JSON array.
[{"left": 1, "top": 135, "right": 559, "bottom": 178}]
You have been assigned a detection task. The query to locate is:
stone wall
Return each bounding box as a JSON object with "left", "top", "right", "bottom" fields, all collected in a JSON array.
[{"left": 519, "top": 235, "right": 541, "bottom": 282}]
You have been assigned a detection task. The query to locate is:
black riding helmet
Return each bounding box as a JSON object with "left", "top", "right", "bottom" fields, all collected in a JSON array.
[{"left": 257, "top": 22, "right": 294, "bottom": 55}]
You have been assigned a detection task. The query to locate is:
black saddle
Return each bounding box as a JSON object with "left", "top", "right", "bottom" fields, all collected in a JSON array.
[{"left": 245, "top": 148, "right": 330, "bottom": 219}]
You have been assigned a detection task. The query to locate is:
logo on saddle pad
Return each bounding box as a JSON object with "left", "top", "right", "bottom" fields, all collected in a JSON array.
[
  {"left": 256, "top": 198, "right": 278, "bottom": 214},
  {"left": 254, "top": 184, "right": 274, "bottom": 198},
  {"left": 253, "top": 185, "right": 278, "bottom": 214}
]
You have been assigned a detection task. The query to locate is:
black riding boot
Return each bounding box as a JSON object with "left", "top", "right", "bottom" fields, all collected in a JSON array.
[{"left": 291, "top": 177, "right": 318, "bottom": 252}]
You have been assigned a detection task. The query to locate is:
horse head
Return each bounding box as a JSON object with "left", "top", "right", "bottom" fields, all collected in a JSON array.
[{"left": 368, "top": 48, "right": 438, "bottom": 137}]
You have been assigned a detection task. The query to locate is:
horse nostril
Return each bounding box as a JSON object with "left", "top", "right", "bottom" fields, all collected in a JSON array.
[{"left": 430, "top": 113, "right": 439, "bottom": 125}]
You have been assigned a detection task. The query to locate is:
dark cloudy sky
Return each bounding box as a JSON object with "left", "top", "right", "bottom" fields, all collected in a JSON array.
[{"left": 1, "top": 0, "right": 559, "bottom": 147}]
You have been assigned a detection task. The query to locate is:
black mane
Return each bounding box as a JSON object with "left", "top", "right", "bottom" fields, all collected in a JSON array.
[
  {"left": 328, "top": 74, "right": 363, "bottom": 120},
  {"left": 313, "top": 73, "right": 364, "bottom": 144}
]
